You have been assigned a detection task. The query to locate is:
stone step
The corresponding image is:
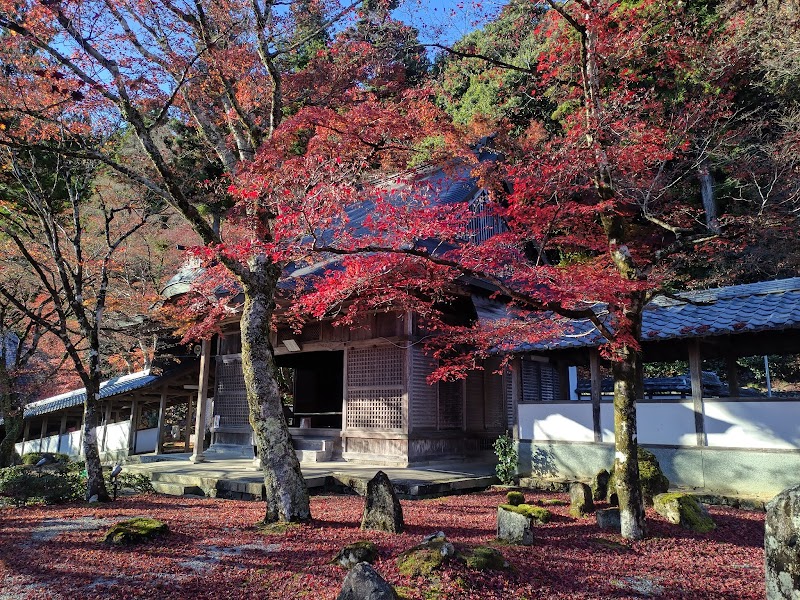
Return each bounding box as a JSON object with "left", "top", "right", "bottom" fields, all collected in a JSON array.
[
  {"left": 296, "top": 448, "right": 332, "bottom": 463},
  {"left": 151, "top": 481, "right": 204, "bottom": 497}
]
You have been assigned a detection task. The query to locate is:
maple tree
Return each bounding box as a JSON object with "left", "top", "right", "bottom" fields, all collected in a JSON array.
[
  {"left": 0, "top": 142, "right": 157, "bottom": 500},
  {"left": 0, "top": 0, "right": 442, "bottom": 523},
  {"left": 276, "top": 0, "right": 785, "bottom": 540}
]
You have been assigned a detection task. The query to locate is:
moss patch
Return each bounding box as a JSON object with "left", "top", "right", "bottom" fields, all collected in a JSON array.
[
  {"left": 462, "top": 546, "right": 510, "bottom": 571},
  {"left": 506, "top": 491, "right": 526, "bottom": 506},
  {"left": 540, "top": 498, "right": 568, "bottom": 506},
  {"left": 103, "top": 518, "right": 168, "bottom": 545},
  {"left": 499, "top": 503, "right": 551, "bottom": 524},
  {"left": 396, "top": 539, "right": 453, "bottom": 577},
  {"left": 255, "top": 520, "right": 300, "bottom": 535}
]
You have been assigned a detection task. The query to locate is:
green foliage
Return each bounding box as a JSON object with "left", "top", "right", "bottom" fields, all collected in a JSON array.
[
  {"left": 103, "top": 517, "right": 169, "bottom": 545},
  {"left": 21, "top": 452, "right": 71, "bottom": 466},
  {"left": 493, "top": 432, "right": 518, "bottom": 485},
  {"left": 499, "top": 503, "right": 551, "bottom": 525},
  {"left": 105, "top": 470, "right": 155, "bottom": 494},
  {"left": 407, "top": 136, "right": 446, "bottom": 168},
  {"left": 0, "top": 465, "right": 84, "bottom": 506},
  {"left": 506, "top": 491, "right": 526, "bottom": 506}
]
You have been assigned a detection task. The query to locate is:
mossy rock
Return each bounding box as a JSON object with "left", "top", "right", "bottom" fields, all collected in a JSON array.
[
  {"left": 498, "top": 503, "right": 551, "bottom": 525},
  {"left": 506, "top": 491, "right": 526, "bottom": 506},
  {"left": 540, "top": 498, "right": 568, "bottom": 506},
  {"left": 396, "top": 538, "right": 455, "bottom": 577},
  {"left": 607, "top": 448, "right": 669, "bottom": 506},
  {"left": 592, "top": 469, "right": 610, "bottom": 502},
  {"left": 103, "top": 518, "right": 168, "bottom": 545},
  {"left": 462, "top": 546, "right": 510, "bottom": 571},
  {"left": 653, "top": 493, "right": 716, "bottom": 533},
  {"left": 332, "top": 540, "right": 379, "bottom": 569}
]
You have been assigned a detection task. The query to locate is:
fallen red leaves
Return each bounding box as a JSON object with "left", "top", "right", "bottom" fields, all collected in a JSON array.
[{"left": 0, "top": 491, "right": 764, "bottom": 599}]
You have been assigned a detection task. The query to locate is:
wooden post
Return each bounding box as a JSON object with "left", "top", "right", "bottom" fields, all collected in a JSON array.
[
  {"left": 557, "top": 361, "right": 570, "bottom": 401},
  {"left": 589, "top": 349, "right": 602, "bottom": 443},
  {"left": 511, "top": 357, "right": 522, "bottom": 439},
  {"left": 184, "top": 395, "right": 194, "bottom": 453},
  {"left": 128, "top": 396, "right": 139, "bottom": 455},
  {"left": 190, "top": 339, "right": 211, "bottom": 463},
  {"left": 726, "top": 353, "right": 740, "bottom": 398},
  {"left": 689, "top": 340, "right": 706, "bottom": 446},
  {"left": 156, "top": 387, "right": 167, "bottom": 455},
  {"left": 57, "top": 413, "right": 68, "bottom": 453},
  {"left": 101, "top": 403, "right": 112, "bottom": 452},
  {"left": 39, "top": 417, "right": 48, "bottom": 449}
]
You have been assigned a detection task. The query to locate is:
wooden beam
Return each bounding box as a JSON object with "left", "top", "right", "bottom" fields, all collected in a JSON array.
[
  {"left": 589, "top": 349, "right": 602, "bottom": 443},
  {"left": 689, "top": 340, "right": 706, "bottom": 446}
]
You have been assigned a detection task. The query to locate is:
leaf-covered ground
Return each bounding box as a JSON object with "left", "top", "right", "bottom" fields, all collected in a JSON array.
[{"left": 0, "top": 490, "right": 764, "bottom": 599}]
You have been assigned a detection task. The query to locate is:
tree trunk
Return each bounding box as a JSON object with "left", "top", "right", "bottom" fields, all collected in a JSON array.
[
  {"left": 611, "top": 296, "right": 647, "bottom": 540},
  {"left": 0, "top": 409, "right": 22, "bottom": 467},
  {"left": 82, "top": 383, "right": 111, "bottom": 502},
  {"left": 240, "top": 257, "right": 310, "bottom": 524},
  {"left": 698, "top": 161, "right": 719, "bottom": 233}
]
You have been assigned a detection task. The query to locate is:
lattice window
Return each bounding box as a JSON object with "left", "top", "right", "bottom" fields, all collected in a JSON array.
[
  {"left": 521, "top": 360, "right": 561, "bottom": 402},
  {"left": 438, "top": 381, "right": 463, "bottom": 430},
  {"left": 215, "top": 357, "right": 249, "bottom": 427},
  {"left": 504, "top": 368, "right": 515, "bottom": 429},
  {"left": 410, "top": 347, "right": 437, "bottom": 430},
  {"left": 347, "top": 347, "right": 404, "bottom": 388},
  {"left": 346, "top": 347, "right": 404, "bottom": 430},
  {"left": 540, "top": 364, "right": 560, "bottom": 401},
  {"left": 346, "top": 390, "right": 403, "bottom": 429},
  {"left": 300, "top": 322, "right": 322, "bottom": 342}
]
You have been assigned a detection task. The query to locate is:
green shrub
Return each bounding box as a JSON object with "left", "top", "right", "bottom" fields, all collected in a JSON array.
[
  {"left": 493, "top": 432, "right": 518, "bottom": 485},
  {"left": 105, "top": 471, "right": 154, "bottom": 494},
  {"left": 21, "top": 452, "right": 71, "bottom": 466},
  {"left": 506, "top": 491, "right": 525, "bottom": 506},
  {"left": 0, "top": 465, "right": 84, "bottom": 506}
]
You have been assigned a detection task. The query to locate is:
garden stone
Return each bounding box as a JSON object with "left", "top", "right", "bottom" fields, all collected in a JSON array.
[
  {"left": 336, "top": 562, "right": 398, "bottom": 600},
  {"left": 765, "top": 484, "right": 800, "bottom": 599},
  {"left": 653, "top": 493, "right": 715, "bottom": 533},
  {"left": 360, "top": 471, "right": 404, "bottom": 534},
  {"left": 396, "top": 535, "right": 455, "bottom": 577},
  {"left": 569, "top": 482, "right": 594, "bottom": 517},
  {"left": 596, "top": 508, "right": 621, "bottom": 532},
  {"left": 103, "top": 518, "right": 168, "bottom": 545},
  {"left": 497, "top": 505, "right": 534, "bottom": 545},
  {"left": 333, "top": 541, "right": 379, "bottom": 569},
  {"left": 592, "top": 469, "right": 610, "bottom": 502}
]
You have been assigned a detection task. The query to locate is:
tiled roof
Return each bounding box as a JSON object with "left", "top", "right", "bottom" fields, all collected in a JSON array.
[
  {"left": 474, "top": 277, "right": 800, "bottom": 351},
  {"left": 0, "top": 371, "right": 159, "bottom": 424}
]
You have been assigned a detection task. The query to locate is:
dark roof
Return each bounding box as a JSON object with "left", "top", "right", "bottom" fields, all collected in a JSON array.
[{"left": 474, "top": 277, "right": 800, "bottom": 352}]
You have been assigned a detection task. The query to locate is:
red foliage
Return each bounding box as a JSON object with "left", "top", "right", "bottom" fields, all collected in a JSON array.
[{"left": 0, "top": 491, "right": 765, "bottom": 599}]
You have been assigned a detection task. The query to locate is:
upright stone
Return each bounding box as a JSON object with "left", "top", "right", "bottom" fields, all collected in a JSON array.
[
  {"left": 596, "top": 508, "right": 621, "bottom": 533},
  {"left": 592, "top": 469, "right": 610, "bottom": 501},
  {"left": 570, "top": 482, "right": 595, "bottom": 517},
  {"left": 336, "top": 562, "right": 398, "bottom": 600},
  {"left": 497, "top": 506, "right": 534, "bottom": 545},
  {"left": 765, "top": 484, "right": 800, "bottom": 599},
  {"left": 360, "top": 471, "right": 404, "bottom": 534}
]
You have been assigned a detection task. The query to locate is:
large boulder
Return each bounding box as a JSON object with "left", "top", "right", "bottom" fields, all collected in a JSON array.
[
  {"left": 569, "top": 482, "right": 594, "bottom": 517},
  {"left": 360, "top": 471, "right": 404, "bottom": 534},
  {"left": 653, "top": 493, "right": 715, "bottom": 533},
  {"left": 592, "top": 469, "right": 610, "bottom": 502},
  {"left": 336, "top": 562, "right": 398, "bottom": 600},
  {"left": 765, "top": 484, "right": 800, "bottom": 599}
]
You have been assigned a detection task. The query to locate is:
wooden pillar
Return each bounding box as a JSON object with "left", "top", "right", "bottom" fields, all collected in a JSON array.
[
  {"left": 557, "top": 361, "right": 570, "bottom": 401},
  {"left": 128, "top": 396, "right": 139, "bottom": 455},
  {"left": 689, "top": 340, "right": 706, "bottom": 446},
  {"left": 184, "top": 394, "right": 194, "bottom": 453},
  {"left": 190, "top": 339, "right": 211, "bottom": 463},
  {"left": 21, "top": 419, "right": 30, "bottom": 455},
  {"left": 39, "top": 417, "right": 48, "bottom": 452},
  {"left": 726, "top": 354, "right": 740, "bottom": 398},
  {"left": 511, "top": 357, "right": 522, "bottom": 439},
  {"left": 589, "top": 349, "right": 602, "bottom": 443},
  {"left": 156, "top": 388, "right": 167, "bottom": 455},
  {"left": 57, "top": 413, "right": 68, "bottom": 453}
]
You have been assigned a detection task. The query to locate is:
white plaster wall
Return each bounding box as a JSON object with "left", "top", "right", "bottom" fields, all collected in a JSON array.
[
  {"left": 134, "top": 427, "right": 158, "bottom": 454},
  {"left": 61, "top": 431, "right": 82, "bottom": 456},
  {"left": 102, "top": 421, "right": 130, "bottom": 452},
  {"left": 519, "top": 403, "right": 595, "bottom": 442},
  {"left": 600, "top": 402, "right": 697, "bottom": 446},
  {"left": 704, "top": 401, "right": 800, "bottom": 449}
]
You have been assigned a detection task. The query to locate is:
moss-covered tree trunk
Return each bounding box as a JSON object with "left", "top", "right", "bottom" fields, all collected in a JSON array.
[
  {"left": 611, "top": 295, "right": 647, "bottom": 540},
  {"left": 240, "top": 256, "right": 310, "bottom": 523},
  {"left": 0, "top": 408, "right": 22, "bottom": 467}
]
